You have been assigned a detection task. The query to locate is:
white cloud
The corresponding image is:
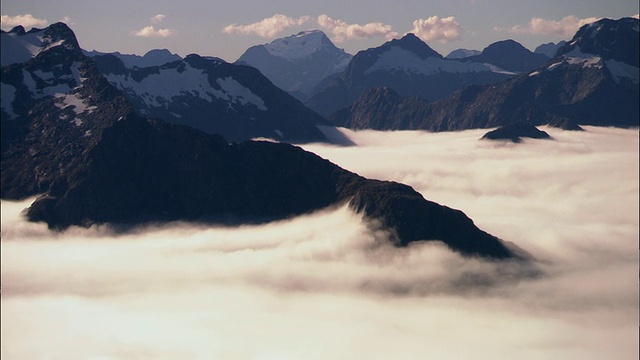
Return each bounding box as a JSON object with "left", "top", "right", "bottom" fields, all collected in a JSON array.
[
  {"left": 151, "top": 14, "right": 166, "bottom": 24},
  {"left": 409, "top": 16, "right": 463, "bottom": 43},
  {"left": 632, "top": 14, "right": 640, "bottom": 19},
  {"left": 0, "top": 14, "right": 48, "bottom": 30},
  {"left": 507, "top": 15, "right": 601, "bottom": 37},
  {"left": 132, "top": 25, "right": 175, "bottom": 38},
  {"left": 2, "top": 126, "right": 638, "bottom": 359},
  {"left": 317, "top": 14, "right": 398, "bottom": 43},
  {"left": 223, "top": 14, "right": 311, "bottom": 38}
]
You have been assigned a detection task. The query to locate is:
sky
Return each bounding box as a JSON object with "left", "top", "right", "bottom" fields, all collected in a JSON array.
[
  {"left": 2, "top": 126, "right": 638, "bottom": 359},
  {"left": 1, "top": 0, "right": 639, "bottom": 62}
]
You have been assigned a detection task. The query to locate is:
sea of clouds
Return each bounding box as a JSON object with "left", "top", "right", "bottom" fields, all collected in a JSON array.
[{"left": 2, "top": 126, "right": 638, "bottom": 359}]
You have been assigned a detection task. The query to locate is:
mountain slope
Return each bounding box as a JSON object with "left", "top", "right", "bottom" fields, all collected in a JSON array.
[
  {"left": 305, "top": 33, "right": 513, "bottom": 116},
  {"left": 92, "top": 52, "right": 330, "bottom": 143},
  {"left": 237, "top": 30, "right": 352, "bottom": 101},
  {"left": 331, "top": 17, "right": 639, "bottom": 131}
]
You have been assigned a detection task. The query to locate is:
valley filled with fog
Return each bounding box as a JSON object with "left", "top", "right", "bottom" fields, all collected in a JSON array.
[{"left": 2, "top": 126, "right": 638, "bottom": 359}]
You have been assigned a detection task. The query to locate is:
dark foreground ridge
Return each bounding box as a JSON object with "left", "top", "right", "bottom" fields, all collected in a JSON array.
[{"left": 21, "top": 114, "right": 521, "bottom": 259}]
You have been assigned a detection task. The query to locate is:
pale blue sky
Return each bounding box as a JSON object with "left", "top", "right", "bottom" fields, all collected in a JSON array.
[{"left": 2, "top": 0, "right": 638, "bottom": 61}]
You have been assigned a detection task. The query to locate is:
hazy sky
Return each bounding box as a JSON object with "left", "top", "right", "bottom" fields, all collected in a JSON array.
[
  {"left": 2, "top": 126, "right": 638, "bottom": 359},
  {"left": 1, "top": 0, "right": 639, "bottom": 61}
]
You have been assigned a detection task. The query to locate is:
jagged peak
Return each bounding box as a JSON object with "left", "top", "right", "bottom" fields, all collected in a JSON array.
[
  {"left": 555, "top": 17, "right": 639, "bottom": 66},
  {"left": 385, "top": 33, "right": 443, "bottom": 59}
]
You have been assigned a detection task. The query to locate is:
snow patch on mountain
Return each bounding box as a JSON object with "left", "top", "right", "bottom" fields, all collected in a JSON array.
[
  {"left": 0, "top": 30, "right": 66, "bottom": 66},
  {"left": 364, "top": 47, "right": 512, "bottom": 75},
  {"left": 216, "top": 77, "right": 267, "bottom": 111},
  {"left": 563, "top": 47, "right": 602, "bottom": 68},
  {"left": 605, "top": 59, "right": 639, "bottom": 84},
  {"left": 105, "top": 64, "right": 267, "bottom": 111},
  {"left": 54, "top": 93, "right": 97, "bottom": 115}
]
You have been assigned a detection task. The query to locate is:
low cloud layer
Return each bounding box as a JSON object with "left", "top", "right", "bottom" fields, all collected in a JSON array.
[
  {"left": 0, "top": 13, "right": 47, "bottom": 30},
  {"left": 504, "top": 15, "right": 601, "bottom": 37},
  {"left": 409, "top": 16, "right": 463, "bottom": 43},
  {"left": 2, "top": 126, "right": 638, "bottom": 359}
]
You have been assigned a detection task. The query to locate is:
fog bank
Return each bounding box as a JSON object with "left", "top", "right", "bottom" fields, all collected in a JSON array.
[{"left": 2, "top": 126, "right": 638, "bottom": 359}]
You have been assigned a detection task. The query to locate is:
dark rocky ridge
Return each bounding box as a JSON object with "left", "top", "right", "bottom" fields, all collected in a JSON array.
[
  {"left": 480, "top": 122, "right": 551, "bottom": 142},
  {"left": 24, "top": 114, "right": 520, "bottom": 259}
]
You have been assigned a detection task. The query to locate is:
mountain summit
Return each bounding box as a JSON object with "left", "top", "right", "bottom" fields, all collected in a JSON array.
[
  {"left": 237, "top": 30, "right": 352, "bottom": 101},
  {"left": 306, "top": 33, "right": 513, "bottom": 116}
]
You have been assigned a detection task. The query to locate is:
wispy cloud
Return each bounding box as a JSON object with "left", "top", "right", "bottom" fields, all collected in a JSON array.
[
  {"left": 503, "top": 15, "right": 601, "bottom": 37},
  {"left": 409, "top": 16, "right": 463, "bottom": 43},
  {"left": 223, "top": 14, "right": 311, "bottom": 38},
  {"left": 316, "top": 14, "right": 398, "bottom": 43},
  {"left": 150, "top": 14, "right": 166, "bottom": 24},
  {"left": 0, "top": 14, "right": 48, "bottom": 30},
  {"left": 132, "top": 25, "right": 175, "bottom": 38}
]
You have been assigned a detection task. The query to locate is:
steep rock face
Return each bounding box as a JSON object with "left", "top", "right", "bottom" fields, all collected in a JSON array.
[
  {"left": 305, "top": 33, "right": 513, "bottom": 116},
  {"left": 236, "top": 30, "right": 352, "bottom": 101},
  {"left": 92, "top": 53, "right": 330, "bottom": 143},
  {"left": 461, "top": 39, "right": 550, "bottom": 73},
  {"left": 329, "top": 17, "right": 639, "bottom": 131},
  {"left": 24, "top": 114, "right": 519, "bottom": 259}
]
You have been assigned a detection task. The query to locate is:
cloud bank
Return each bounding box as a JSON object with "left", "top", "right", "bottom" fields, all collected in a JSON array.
[
  {"left": 317, "top": 14, "right": 398, "bottom": 42},
  {"left": 132, "top": 25, "right": 175, "bottom": 38},
  {"left": 0, "top": 13, "right": 48, "bottom": 30},
  {"left": 2, "top": 126, "right": 638, "bottom": 359},
  {"left": 506, "top": 15, "right": 601, "bottom": 37},
  {"left": 409, "top": 16, "right": 463, "bottom": 43},
  {"left": 223, "top": 14, "right": 312, "bottom": 38}
]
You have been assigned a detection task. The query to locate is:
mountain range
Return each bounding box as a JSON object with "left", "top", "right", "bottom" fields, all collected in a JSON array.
[
  {"left": 330, "top": 17, "right": 639, "bottom": 131},
  {"left": 304, "top": 33, "right": 540, "bottom": 116},
  {"left": 0, "top": 22, "right": 524, "bottom": 259}
]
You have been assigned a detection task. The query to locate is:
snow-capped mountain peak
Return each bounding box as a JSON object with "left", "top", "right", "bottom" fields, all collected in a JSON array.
[
  {"left": 1, "top": 22, "right": 80, "bottom": 67},
  {"left": 237, "top": 30, "right": 352, "bottom": 100},
  {"left": 263, "top": 30, "right": 334, "bottom": 60}
]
